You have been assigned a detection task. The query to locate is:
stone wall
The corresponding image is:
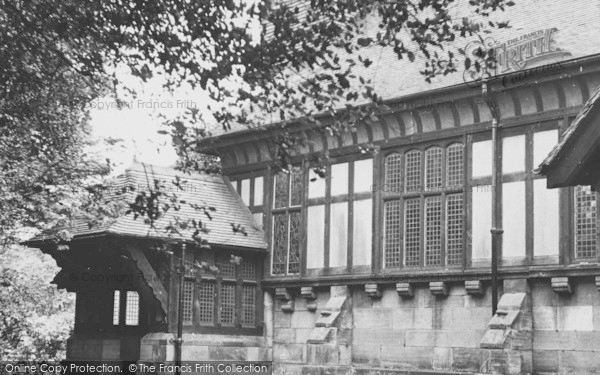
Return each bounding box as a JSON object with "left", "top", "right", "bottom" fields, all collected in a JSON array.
[
  {"left": 352, "top": 283, "right": 491, "bottom": 373},
  {"left": 270, "top": 277, "right": 600, "bottom": 375},
  {"left": 139, "top": 291, "right": 274, "bottom": 363},
  {"left": 530, "top": 276, "right": 600, "bottom": 374},
  {"left": 98, "top": 277, "right": 600, "bottom": 374},
  {"left": 272, "top": 288, "right": 332, "bottom": 374},
  {"left": 139, "top": 333, "right": 271, "bottom": 362},
  {"left": 67, "top": 337, "right": 122, "bottom": 360}
]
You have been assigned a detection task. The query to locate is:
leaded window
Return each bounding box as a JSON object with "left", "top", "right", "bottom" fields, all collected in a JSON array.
[
  {"left": 124, "top": 292, "right": 139, "bottom": 326},
  {"left": 446, "top": 144, "right": 464, "bottom": 188},
  {"left": 446, "top": 194, "right": 464, "bottom": 265},
  {"left": 424, "top": 196, "right": 442, "bottom": 266},
  {"left": 182, "top": 281, "right": 194, "bottom": 324},
  {"left": 241, "top": 285, "right": 256, "bottom": 325},
  {"left": 384, "top": 153, "right": 402, "bottom": 193},
  {"left": 575, "top": 185, "right": 598, "bottom": 260},
  {"left": 271, "top": 168, "right": 303, "bottom": 275},
  {"left": 383, "top": 200, "right": 402, "bottom": 267},
  {"left": 179, "top": 248, "right": 261, "bottom": 331},
  {"left": 288, "top": 212, "right": 302, "bottom": 273},
  {"left": 383, "top": 143, "right": 465, "bottom": 268},
  {"left": 112, "top": 291, "right": 121, "bottom": 326},
  {"left": 425, "top": 147, "right": 443, "bottom": 190},
  {"left": 405, "top": 150, "right": 422, "bottom": 193},
  {"left": 197, "top": 282, "right": 215, "bottom": 324},
  {"left": 112, "top": 290, "right": 139, "bottom": 327},
  {"left": 220, "top": 284, "right": 236, "bottom": 325},
  {"left": 404, "top": 198, "right": 422, "bottom": 267}
]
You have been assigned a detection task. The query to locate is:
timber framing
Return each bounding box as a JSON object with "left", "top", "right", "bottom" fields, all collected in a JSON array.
[
  {"left": 198, "top": 54, "right": 600, "bottom": 174},
  {"left": 216, "top": 54, "right": 600, "bottom": 289}
]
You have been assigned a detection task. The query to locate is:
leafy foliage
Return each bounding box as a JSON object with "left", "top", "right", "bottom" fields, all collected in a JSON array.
[
  {"left": 0, "top": 0, "right": 114, "bottom": 245},
  {"left": 1, "top": 0, "right": 512, "bottom": 178},
  {"left": 0, "top": 246, "right": 74, "bottom": 361}
]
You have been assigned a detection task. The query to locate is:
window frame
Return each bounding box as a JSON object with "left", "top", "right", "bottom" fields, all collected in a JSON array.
[
  {"left": 270, "top": 167, "right": 304, "bottom": 276},
  {"left": 503, "top": 123, "right": 563, "bottom": 265},
  {"left": 233, "top": 174, "right": 266, "bottom": 229},
  {"left": 572, "top": 185, "right": 599, "bottom": 261},
  {"left": 178, "top": 247, "right": 263, "bottom": 336},
  {"left": 303, "top": 155, "right": 375, "bottom": 276},
  {"left": 112, "top": 289, "right": 141, "bottom": 328},
  {"left": 381, "top": 138, "right": 466, "bottom": 270}
]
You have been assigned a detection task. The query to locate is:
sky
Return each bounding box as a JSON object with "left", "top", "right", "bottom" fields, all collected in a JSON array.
[
  {"left": 87, "top": 72, "right": 213, "bottom": 174},
  {"left": 89, "top": 101, "right": 176, "bottom": 169}
]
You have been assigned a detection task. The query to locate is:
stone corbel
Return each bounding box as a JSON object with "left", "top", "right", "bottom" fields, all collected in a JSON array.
[
  {"left": 465, "top": 280, "right": 485, "bottom": 296},
  {"left": 275, "top": 287, "right": 295, "bottom": 313},
  {"left": 396, "top": 282, "right": 414, "bottom": 298},
  {"left": 301, "top": 286, "right": 317, "bottom": 312},
  {"left": 551, "top": 277, "right": 572, "bottom": 294},
  {"left": 364, "top": 283, "right": 382, "bottom": 299},
  {"left": 429, "top": 281, "right": 448, "bottom": 296}
]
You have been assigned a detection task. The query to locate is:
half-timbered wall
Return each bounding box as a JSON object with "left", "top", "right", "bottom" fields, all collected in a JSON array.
[{"left": 224, "top": 67, "right": 600, "bottom": 284}]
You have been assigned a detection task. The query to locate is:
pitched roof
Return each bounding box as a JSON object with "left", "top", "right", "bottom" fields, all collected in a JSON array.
[
  {"left": 536, "top": 84, "right": 600, "bottom": 174},
  {"left": 357, "top": 0, "right": 600, "bottom": 102},
  {"left": 25, "top": 163, "right": 267, "bottom": 250},
  {"left": 206, "top": 0, "right": 600, "bottom": 138}
]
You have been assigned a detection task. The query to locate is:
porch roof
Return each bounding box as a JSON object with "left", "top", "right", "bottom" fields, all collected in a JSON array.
[
  {"left": 25, "top": 163, "right": 267, "bottom": 250},
  {"left": 536, "top": 85, "right": 600, "bottom": 188}
]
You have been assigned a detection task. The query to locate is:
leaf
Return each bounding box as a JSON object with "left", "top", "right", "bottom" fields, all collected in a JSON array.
[
  {"left": 357, "top": 37, "right": 373, "bottom": 47},
  {"left": 335, "top": 73, "right": 350, "bottom": 89}
]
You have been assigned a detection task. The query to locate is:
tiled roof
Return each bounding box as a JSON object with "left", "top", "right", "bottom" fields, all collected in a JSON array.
[
  {"left": 208, "top": 0, "right": 600, "bottom": 137},
  {"left": 358, "top": 0, "right": 600, "bottom": 102},
  {"left": 536, "top": 84, "right": 600, "bottom": 173},
  {"left": 26, "top": 163, "right": 267, "bottom": 250}
]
